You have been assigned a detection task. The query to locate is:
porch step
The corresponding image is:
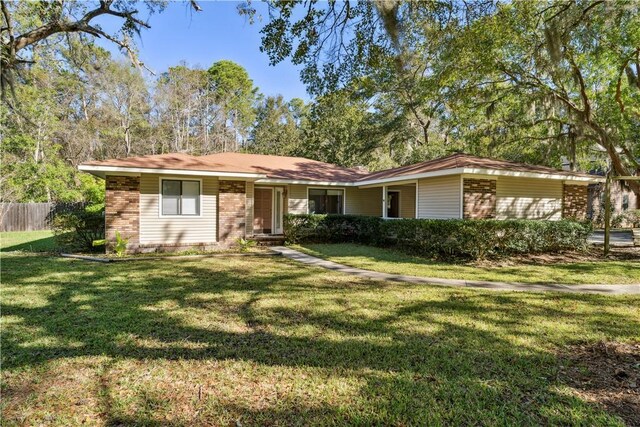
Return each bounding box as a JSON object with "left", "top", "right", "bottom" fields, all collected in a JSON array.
[{"left": 252, "top": 234, "right": 286, "bottom": 246}]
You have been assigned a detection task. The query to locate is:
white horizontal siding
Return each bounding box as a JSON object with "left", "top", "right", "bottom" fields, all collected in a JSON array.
[
  {"left": 417, "top": 175, "right": 462, "bottom": 219},
  {"left": 496, "top": 176, "right": 562, "bottom": 220},
  {"left": 346, "top": 187, "right": 382, "bottom": 216},
  {"left": 288, "top": 185, "right": 308, "bottom": 214},
  {"left": 139, "top": 173, "right": 218, "bottom": 244},
  {"left": 388, "top": 185, "right": 416, "bottom": 218}
]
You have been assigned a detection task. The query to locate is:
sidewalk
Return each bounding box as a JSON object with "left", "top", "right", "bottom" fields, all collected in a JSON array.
[{"left": 271, "top": 247, "right": 640, "bottom": 295}]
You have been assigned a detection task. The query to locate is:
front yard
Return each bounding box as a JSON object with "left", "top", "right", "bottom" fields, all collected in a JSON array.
[
  {"left": 2, "top": 246, "right": 639, "bottom": 425},
  {"left": 0, "top": 230, "right": 55, "bottom": 252},
  {"left": 295, "top": 243, "right": 640, "bottom": 285}
]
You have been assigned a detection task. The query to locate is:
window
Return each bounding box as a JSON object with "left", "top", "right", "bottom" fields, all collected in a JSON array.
[
  {"left": 623, "top": 194, "right": 629, "bottom": 211},
  {"left": 161, "top": 179, "right": 200, "bottom": 216},
  {"left": 308, "top": 189, "right": 344, "bottom": 214}
]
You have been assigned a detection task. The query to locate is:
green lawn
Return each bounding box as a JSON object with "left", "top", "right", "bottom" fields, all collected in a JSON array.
[
  {"left": 1, "top": 230, "right": 55, "bottom": 252},
  {"left": 295, "top": 243, "right": 640, "bottom": 285},
  {"left": 2, "top": 251, "right": 639, "bottom": 425}
]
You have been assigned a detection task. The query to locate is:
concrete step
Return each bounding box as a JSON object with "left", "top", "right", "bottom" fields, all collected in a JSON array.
[{"left": 252, "top": 235, "right": 285, "bottom": 246}]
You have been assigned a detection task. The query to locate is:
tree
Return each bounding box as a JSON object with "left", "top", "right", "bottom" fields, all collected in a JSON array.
[
  {"left": 207, "top": 60, "right": 260, "bottom": 151},
  {"left": 248, "top": 95, "right": 305, "bottom": 156},
  {"left": 448, "top": 1, "right": 640, "bottom": 191},
  {"left": 0, "top": 0, "right": 194, "bottom": 99},
  {"left": 93, "top": 60, "right": 150, "bottom": 158},
  {"left": 299, "top": 89, "right": 377, "bottom": 168},
  {"left": 153, "top": 64, "right": 208, "bottom": 153},
  {"left": 243, "top": 1, "right": 493, "bottom": 166},
  {"left": 247, "top": 0, "right": 640, "bottom": 194},
  {"left": 0, "top": 63, "right": 103, "bottom": 203}
]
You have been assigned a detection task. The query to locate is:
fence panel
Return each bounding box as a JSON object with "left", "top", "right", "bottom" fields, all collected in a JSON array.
[{"left": 0, "top": 202, "right": 86, "bottom": 232}]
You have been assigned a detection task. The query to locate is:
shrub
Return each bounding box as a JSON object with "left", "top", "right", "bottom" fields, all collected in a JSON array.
[
  {"left": 113, "top": 231, "right": 128, "bottom": 257},
  {"left": 284, "top": 214, "right": 382, "bottom": 245},
  {"left": 284, "top": 214, "right": 592, "bottom": 260},
  {"left": 236, "top": 237, "right": 257, "bottom": 252},
  {"left": 52, "top": 204, "right": 105, "bottom": 252},
  {"left": 612, "top": 209, "right": 640, "bottom": 228}
]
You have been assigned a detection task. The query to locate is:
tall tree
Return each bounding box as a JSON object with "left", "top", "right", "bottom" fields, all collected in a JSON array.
[
  {"left": 248, "top": 95, "right": 305, "bottom": 156},
  {"left": 0, "top": 0, "right": 197, "bottom": 99},
  {"left": 300, "top": 90, "right": 377, "bottom": 168},
  {"left": 154, "top": 64, "right": 208, "bottom": 153},
  {"left": 453, "top": 1, "right": 640, "bottom": 192},
  {"left": 246, "top": 0, "right": 640, "bottom": 194},
  {"left": 207, "top": 60, "right": 259, "bottom": 151},
  {"left": 93, "top": 60, "right": 150, "bottom": 158}
]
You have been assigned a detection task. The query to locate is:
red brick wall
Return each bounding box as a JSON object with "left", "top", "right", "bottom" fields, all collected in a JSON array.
[
  {"left": 219, "top": 180, "right": 246, "bottom": 243},
  {"left": 463, "top": 178, "right": 496, "bottom": 219},
  {"left": 105, "top": 175, "right": 140, "bottom": 250},
  {"left": 563, "top": 184, "right": 588, "bottom": 220}
]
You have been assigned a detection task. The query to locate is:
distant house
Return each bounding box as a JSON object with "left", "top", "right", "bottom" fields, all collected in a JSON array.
[
  {"left": 588, "top": 180, "right": 639, "bottom": 226},
  {"left": 79, "top": 153, "right": 600, "bottom": 252}
]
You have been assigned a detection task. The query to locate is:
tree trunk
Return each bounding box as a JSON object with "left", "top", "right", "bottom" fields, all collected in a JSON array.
[{"left": 591, "top": 123, "right": 640, "bottom": 196}]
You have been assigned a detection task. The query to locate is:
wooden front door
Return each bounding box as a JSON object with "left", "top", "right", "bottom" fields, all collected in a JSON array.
[{"left": 254, "top": 188, "right": 273, "bottom": 234}]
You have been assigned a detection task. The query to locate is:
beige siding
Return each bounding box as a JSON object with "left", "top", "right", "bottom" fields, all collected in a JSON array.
[
  {"left": 139, "top": 174, "right": 218, "bottom": 244},
  {"left": 496, "top": 176, "right": 562, "bottom": 220},
  {"left": 245, "top": 181, "right": 254, "bottom": 236},
  {"left": 388, "top": 185, "right": 416, "bottom": 218},
  {"left": 417, "top": 175, "right": 462, "bottom": 219},
  {"left": 288, "top": 185, "right": 308, "bottom": 214},
  {"left": 346, "top": 187, "right": 382, "bottom": 216}
]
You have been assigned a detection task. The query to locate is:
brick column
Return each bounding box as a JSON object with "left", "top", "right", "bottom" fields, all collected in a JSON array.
[
  {"left": 463, "top": 178, "right": 496, "bottom": 219},
  {"left": 563, "top": 184, "right": 588, "bottom": 220},
  {"left": 105, "top": 175, "right": 140, "bottom": 251},
  {"left": 219, "top": 180, "right": 246, "bottom": 244}
]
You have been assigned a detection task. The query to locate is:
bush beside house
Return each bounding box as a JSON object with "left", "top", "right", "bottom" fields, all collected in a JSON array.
[
  {"left": 52, "top": 204, "right": 105, "bottom": 252},
  {"left": 284, "top": 214, "right": 593, "bottom": 260}
]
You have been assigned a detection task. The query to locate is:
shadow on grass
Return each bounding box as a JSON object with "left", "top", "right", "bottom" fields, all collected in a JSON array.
[
  {"left": 1, "top": 234, "right": 57, "bottom": 252},
  {"left": 2, "top": 253, "right": 638, "bottom": 425}
]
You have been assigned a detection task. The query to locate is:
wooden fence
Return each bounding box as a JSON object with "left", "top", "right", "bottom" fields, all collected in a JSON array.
[{"left": 0, "top": 202, "right": 87, "bottom": 232}]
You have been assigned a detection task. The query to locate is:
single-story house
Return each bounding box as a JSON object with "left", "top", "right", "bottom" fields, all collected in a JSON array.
[{"left": 79, "top": 152, "right": 600, "bottom": 252}]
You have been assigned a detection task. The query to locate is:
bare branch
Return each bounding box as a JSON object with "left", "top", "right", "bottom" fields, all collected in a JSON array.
[{"left": 190, "top": 0, "right": 203, "bottom": 12}]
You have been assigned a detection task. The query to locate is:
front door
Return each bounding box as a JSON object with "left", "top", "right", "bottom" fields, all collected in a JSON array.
[
  {"left": 254, "top": 187, "right": 273, "bottom": 234},
  {"left": 387, "top": 191, "right": 400, "bottom": 218}
]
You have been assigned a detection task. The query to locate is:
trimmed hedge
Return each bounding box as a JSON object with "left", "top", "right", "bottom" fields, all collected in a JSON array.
[{"left": 284, "top": 214, "right": 593, "bottom": 260}]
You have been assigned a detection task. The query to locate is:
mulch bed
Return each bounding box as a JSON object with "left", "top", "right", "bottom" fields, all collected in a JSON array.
[{"left": 559, "top": 341, "right": 640, "bottom": 426}]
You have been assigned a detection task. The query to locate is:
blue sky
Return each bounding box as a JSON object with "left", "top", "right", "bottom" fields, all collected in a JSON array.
[{"left": 99, "top": 1, "right": 309, "bottom": 101}]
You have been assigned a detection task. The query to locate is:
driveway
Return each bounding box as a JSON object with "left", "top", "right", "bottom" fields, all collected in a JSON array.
[{"left": 588, "top": 230, "right": 635, "bottom": 247}]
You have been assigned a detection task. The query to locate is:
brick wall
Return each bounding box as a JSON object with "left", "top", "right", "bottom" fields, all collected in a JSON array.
[
  {"left": 105, "top": 175, "right": 140, "bottom": 251},
  {"left": 463, "top": 178, "right": 496, "bottom": 219},
  {"left": 219, "top": 180, "right": 246, "bottom": 243},
  {"left": 563, "top": 184, "right": 588, "bottom": 220}
]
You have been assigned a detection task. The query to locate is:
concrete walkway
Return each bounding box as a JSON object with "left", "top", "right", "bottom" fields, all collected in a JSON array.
[{"left": 271, "top": 247, "right": 640, "bottom": 295}]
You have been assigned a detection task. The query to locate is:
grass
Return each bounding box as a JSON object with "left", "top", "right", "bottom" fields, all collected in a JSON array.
[
  {"left": 1, "top": 230, "right": 56, "bottom": 252},
  {"left": 294, "top": 243, "right": 640, "bottom": 285},
  {"left": 2, "top": 250, "right": 639, "bottom": 426}
]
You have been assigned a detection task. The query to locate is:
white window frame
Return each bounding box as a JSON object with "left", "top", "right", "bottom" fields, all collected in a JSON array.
[
  {"left": 306, "top": 187, "right": 346, "bottom": 215},
  {"left": 158, "top": 177, "right": 203, "bottom": 218}
]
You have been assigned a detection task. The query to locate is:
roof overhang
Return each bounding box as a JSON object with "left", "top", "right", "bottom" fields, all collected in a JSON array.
[
  {"left": 78, "top": 164, "right": 603, "bottom": 185},
  {"left": 78, "top": 165, "right": 267, "bottom": 180},
  {"left": 356, "top": 167, "right": 601, "bottom": 187}
]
